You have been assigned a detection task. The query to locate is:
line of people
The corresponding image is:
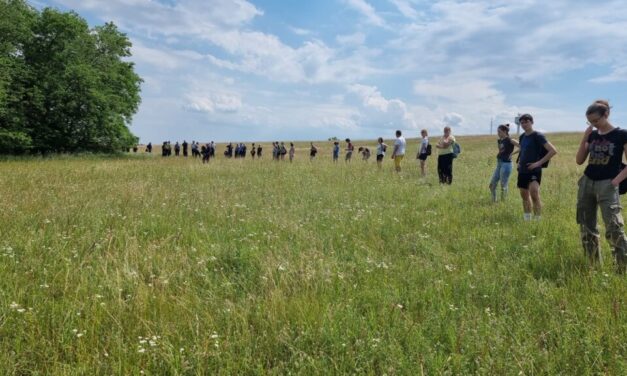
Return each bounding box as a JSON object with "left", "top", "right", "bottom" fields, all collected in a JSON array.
[{"left": 132, "top": 100, "right": 626, "bottom": 272}]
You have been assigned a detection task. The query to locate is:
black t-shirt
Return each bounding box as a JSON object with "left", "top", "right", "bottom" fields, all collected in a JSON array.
[
  {"left": 497, "top": 137, "right": 514, "bottom": 162},
  {"left": 518, "top": 132, "right": 547, "bottom": 173},
  {"left": 584, "top": 128, "right": 627, "bottom": 181}
]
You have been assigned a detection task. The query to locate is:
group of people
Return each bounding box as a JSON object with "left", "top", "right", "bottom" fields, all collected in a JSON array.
[
  {"left": 133, "top": 100, "right": 627, "bottom": 272},
  {"left": 483, "top": 100, "right": 626, "bottom": 273}
]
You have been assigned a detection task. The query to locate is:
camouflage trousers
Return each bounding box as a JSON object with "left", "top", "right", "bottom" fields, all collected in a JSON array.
[{"left": 577, "top": 176, "right": 627, "bottom": 270}]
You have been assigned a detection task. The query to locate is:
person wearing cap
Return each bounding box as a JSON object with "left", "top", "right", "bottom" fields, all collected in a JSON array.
[
  {"left": 575, "top": 100, "right": 627, "bottom": 272},
  {"left": 517, "top": 113, "right": 557, "bottom": 221}
]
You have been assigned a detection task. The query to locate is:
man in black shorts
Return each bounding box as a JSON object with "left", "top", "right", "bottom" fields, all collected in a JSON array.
[{"left": 517, "top": 114, "right": 558, "bottom": 221}]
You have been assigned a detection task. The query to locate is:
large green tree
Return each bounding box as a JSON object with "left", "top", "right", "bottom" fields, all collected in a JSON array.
[{"left": 0, "top": 0, "right": 142, "bottom": 154}]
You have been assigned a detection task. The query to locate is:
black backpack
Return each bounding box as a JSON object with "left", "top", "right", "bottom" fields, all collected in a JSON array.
[{"left": 518, "top": 132, "right": 549, "bottom": 168}]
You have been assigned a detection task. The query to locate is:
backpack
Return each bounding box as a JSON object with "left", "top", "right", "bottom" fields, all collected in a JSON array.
[
  {"left": 620, "top": 164, "right": 627, "bottom": 195},
  {"left": 517, "top": 132, "right": 549, "bottom": 168},
  {"left": 382, "top": 144, "right": 387, "bottom": 152},
  {"left": 426, "top": 144, "right": 432, "bottom": 156},
  {"left": 452, "top": 142, "right": 461, "bottom": 158}
]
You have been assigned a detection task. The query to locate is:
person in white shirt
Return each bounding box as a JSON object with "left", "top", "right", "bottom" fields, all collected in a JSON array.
[{"left": 391, "top": 130, "right": 406, "bottom": 172}]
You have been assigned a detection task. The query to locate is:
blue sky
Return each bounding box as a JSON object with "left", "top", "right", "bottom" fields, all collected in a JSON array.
[{"left": 34, "top": 0, "right": 627, "bottom": 143}]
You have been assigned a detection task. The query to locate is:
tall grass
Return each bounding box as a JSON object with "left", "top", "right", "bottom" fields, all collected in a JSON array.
[{"left": 1, "top": 133, "right": 625, "bottom": 374}]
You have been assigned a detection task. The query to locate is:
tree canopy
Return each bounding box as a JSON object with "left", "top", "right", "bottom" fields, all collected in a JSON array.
[{"left": 0, "top": 0, "right": 142, "bottom": 154}]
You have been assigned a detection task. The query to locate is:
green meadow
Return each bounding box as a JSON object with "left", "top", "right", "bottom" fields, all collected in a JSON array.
[{"left": 1, "top": 133, "right": 625, "bottom": 374}]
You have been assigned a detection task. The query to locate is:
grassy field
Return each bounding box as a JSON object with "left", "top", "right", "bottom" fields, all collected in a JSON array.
[{"left": 1, "top": 133, "right": 626, "bottom": 374}]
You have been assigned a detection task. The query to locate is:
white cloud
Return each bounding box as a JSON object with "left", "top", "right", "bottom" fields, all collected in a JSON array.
[
  {"left": 388, "top": 0, "right": 419, "bottom": 19},
  {"left": 130, "top": 40, "right": 203, "bottom": 70},
  {"left": 414, "top": 76, "right": 505, "bottom": 105},
  {"left": 590, "top": 64, "right": 627, "bottom": 83},
  {"left": 443, "top": 113, "right": 464, "bottom": 128},
  {"left": 348, "top": 84, "right": 416, "bottom": 130},
  {"left": 43, "top": 0, "right": 627, "bottom": 141},
  {"left": 185, "top": 92, "right": 242, "bottom": 114},
  {"left": 289, "top": 26, "right": 312, "bottom": 36},
  {"left": 336, "top": 32, "right": 366, "bottom": 46},
  {"left": 390, "top": 0, "right": 627, "bottom": 83},
  {"left": 342, "top": 0, "right": 386, "bottom": 27}
]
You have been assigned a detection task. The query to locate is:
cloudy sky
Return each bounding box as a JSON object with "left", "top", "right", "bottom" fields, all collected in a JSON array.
[{"left": 35, "top": 0, "right": 627, "bottom": 143}]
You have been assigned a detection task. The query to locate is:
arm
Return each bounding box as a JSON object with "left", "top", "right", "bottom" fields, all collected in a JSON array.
[
  {"left": 575, "top": 126, "right": 593, "bottom": 165},
  {"left": 436, "top": 137, "right": 450, "bottom": 149},
  {"left": 611, "top": 143, "right": 627, "bottom": 187},
  {"left": 527, "top": 142, "right": 558, "bottom": 170},
  {"left": 391, "top": 144, "right": 399, "bottom": 158},
  {"left": 510, "top": 138, "right": 520, "bottom": 156}
]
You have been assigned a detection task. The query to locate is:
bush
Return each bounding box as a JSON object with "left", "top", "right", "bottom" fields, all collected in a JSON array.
[{"left": 0, "top": 129, "right": 32, "bottom": 154}]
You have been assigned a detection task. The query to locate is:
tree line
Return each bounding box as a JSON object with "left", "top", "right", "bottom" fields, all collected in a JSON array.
[{"left": 0, "top": 0, "right": 142, "bottom": 154}]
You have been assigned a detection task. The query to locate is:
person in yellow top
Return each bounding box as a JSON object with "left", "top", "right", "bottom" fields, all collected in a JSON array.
[{"left": 436, "top": 126, "right": 455, "bottom": 184}]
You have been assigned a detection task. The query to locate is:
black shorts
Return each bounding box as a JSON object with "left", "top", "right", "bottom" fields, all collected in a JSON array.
[
  {"left": 517, "top": 171, "right": 542, "bottom": 189},
  {"left": 376, "top": 154, "right": 384, "bottom": 161},
  {"left": 418, "top": 153, "right": 428, "bottom": 161}
]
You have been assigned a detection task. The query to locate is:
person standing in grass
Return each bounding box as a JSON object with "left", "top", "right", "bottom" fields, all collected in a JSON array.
[
  {"left": 345, "top": 138, "right": 354, "bottom": 162},
  {"left": 332, "top": 141, "right": 340, "bottom": 162},
  {"left": 289, "top": 143, "right": 295, "bottom": 162},
  {"left": 436, "top": 126, "right": 455, "bottom": 184},
  {"left": 376, "top": 137, "right": 387, "bottom": 168},
  {"left": 391, "top": 130, "right": 406, "bottom": 172},
  {"left": 359, "top": 146, "right": 371, "bottom": 161},
  {"left": 516, "top": 113, "right": 557, "bottom": 221},
  {"left": 576, "top": 100, "right": 627, "bottom": 272},
  {"left": 310, "top": 142, "right": 318, "bottom": 161},
  {"left": 489, "top": 124, "right": 519, "bottom": 202},
  {"left": 417, "top": 129, "right": 430, "bottom": 177},
  {"left": 279, "top": 142, "right": 287, "bottom": 160},
  {"left": 251, "top": 143, "right": 256, "bottom": 159}
]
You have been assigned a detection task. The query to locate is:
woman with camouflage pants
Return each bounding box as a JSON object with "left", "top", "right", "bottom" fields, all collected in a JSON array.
[{"left": 576, "top": 100, "right": 627, "bottom": 273}]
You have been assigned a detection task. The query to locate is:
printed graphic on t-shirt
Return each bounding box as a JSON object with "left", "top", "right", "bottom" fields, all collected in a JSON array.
[{"left": 588, "top": 139, "right": 615, "bottom": 165}]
